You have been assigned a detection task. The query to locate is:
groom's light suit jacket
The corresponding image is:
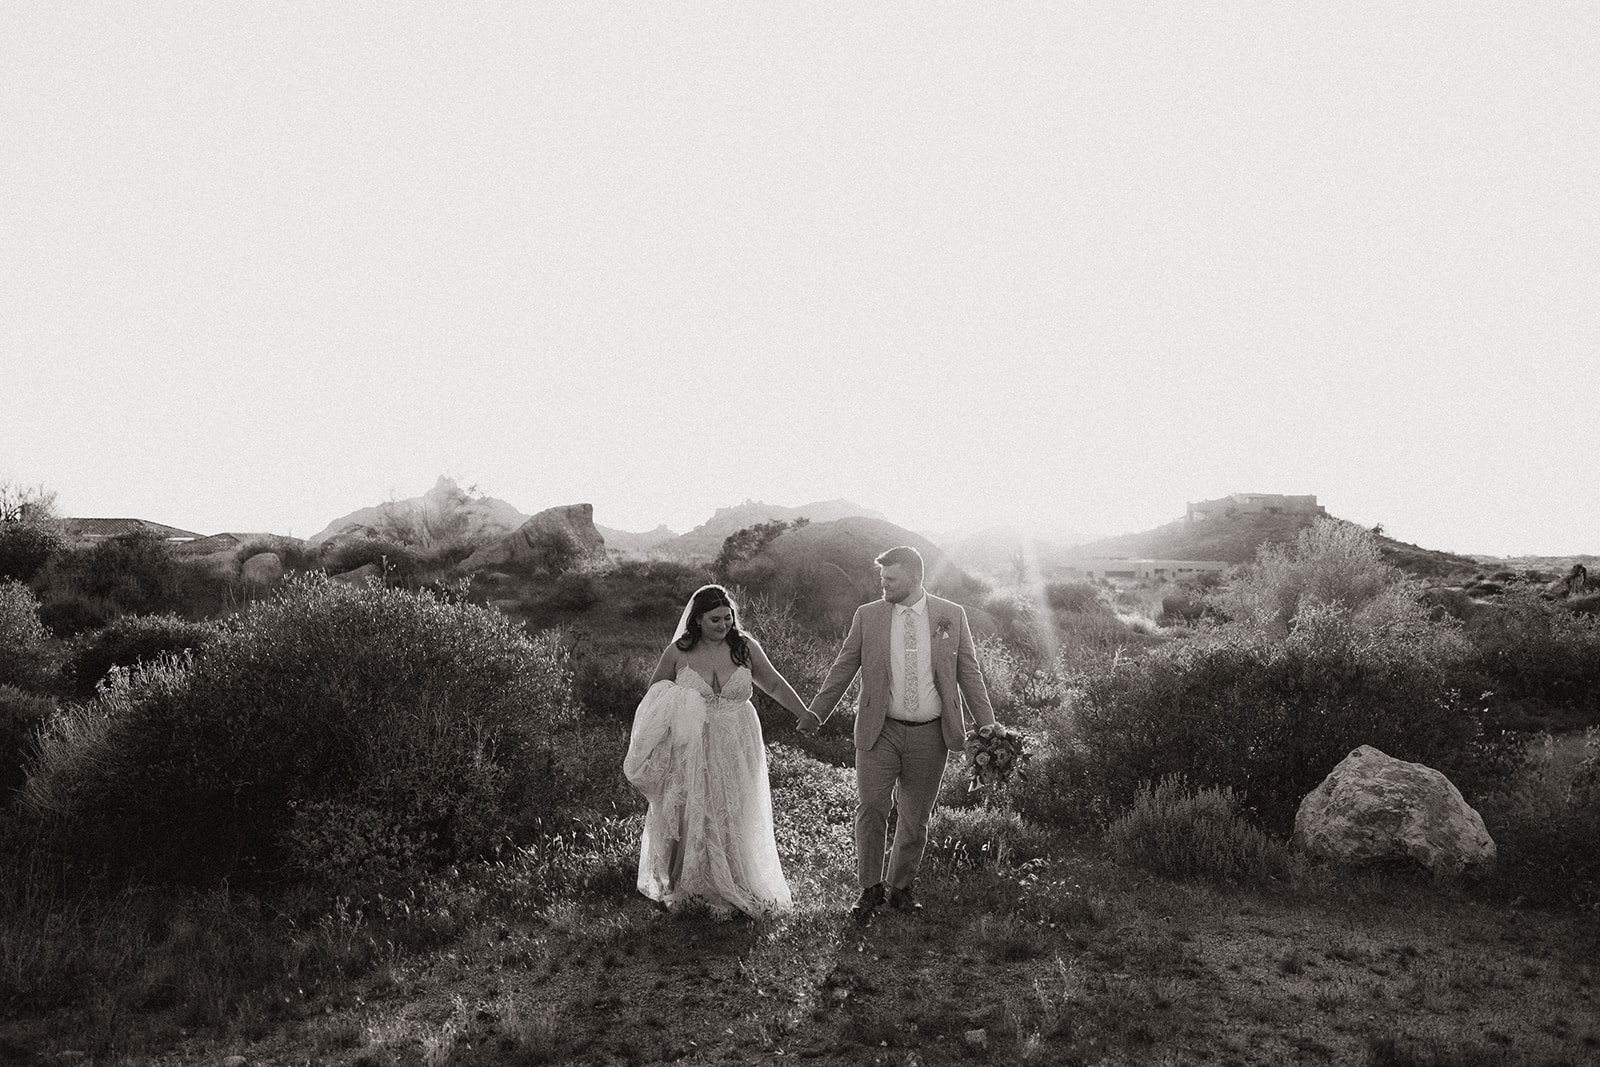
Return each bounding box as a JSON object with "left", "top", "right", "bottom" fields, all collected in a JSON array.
[{"left": 810, "top": 594, "right": 998, "bottom": 754}]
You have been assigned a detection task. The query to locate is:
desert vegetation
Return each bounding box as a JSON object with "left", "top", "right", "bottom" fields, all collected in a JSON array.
[{"left": 1, "top": 493, "right": 1597, "bottom": 1064}]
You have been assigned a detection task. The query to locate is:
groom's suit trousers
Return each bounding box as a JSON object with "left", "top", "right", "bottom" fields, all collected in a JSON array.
[{"left": 856, "top": 717, "right": 947, "bottom": 889}]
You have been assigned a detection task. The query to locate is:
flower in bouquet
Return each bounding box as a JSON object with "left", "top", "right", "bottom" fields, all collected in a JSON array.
[{"left": 963, "top": 723, "right": 1030, "bottom": 791}]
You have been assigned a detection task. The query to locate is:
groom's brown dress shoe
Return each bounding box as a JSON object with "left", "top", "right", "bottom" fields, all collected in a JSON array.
[
  {"left": 887, "top": 885, "right": 923, "bottom": 913},
  {"left": 851, "top": 884, "right": 885, "bottom": 926}
]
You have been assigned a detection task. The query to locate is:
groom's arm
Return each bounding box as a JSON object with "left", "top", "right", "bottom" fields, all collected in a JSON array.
[
  {"left": 808, "top": 607, "right": 866, "bottom": 725},
  {"left": 953, "top": 607, "right": 999, "bottom": 730}
]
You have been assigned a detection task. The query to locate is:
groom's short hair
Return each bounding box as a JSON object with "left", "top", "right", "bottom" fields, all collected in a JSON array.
[{"left": 875, "top": 546, "right": 924, "bottom": 581}]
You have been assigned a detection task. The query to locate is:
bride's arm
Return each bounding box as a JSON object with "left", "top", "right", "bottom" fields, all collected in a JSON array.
[
  {"left": 648, "top": 643, "right": 679, "bottom": 686},
  {"left": 745, "top": 638, "right": 813, "bottom": 723}
]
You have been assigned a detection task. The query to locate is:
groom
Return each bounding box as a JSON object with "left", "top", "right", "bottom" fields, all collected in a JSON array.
[{"left": 800, "top": 546, "right": 1002, "bottom": 925}]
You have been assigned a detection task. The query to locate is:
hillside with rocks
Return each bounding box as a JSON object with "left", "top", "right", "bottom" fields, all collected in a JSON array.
[
  {"left": 1062, "top": 512, "right": 1480, "bottom": 580},
  {"left": 657, "top": 498, "right": 884, "bottom": 559},
  {"left": 728, "top": 515, "right": 988, "bottom": 633},
  {"left": 306, "top": 476, "right": 526, "bottom": 548}
]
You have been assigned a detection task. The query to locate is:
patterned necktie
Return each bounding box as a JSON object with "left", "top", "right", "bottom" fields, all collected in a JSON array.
[{"left": 902, "top": 606, "right": 919, "bottom": 717}]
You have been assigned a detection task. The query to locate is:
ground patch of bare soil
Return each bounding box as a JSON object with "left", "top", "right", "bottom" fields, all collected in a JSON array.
[{"left": 17, "top": 849, "right": 1595, "bottom": 1067}]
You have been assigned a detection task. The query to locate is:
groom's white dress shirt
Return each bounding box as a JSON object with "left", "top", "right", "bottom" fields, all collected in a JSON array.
[{"left": 887, "top": 594, "right": 939, "bottom": 723}]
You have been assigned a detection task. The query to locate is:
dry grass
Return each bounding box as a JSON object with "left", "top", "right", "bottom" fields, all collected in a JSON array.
[{"left": 4, "top": 824, "right": 1596, "bottom": 1066}]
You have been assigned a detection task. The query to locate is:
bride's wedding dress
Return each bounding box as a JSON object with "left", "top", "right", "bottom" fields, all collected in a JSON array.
[{"left": 624, "top": 664, "right": 792, "bottom": 917}]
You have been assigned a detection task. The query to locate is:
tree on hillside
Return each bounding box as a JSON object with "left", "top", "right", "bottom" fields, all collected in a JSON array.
[
  {"left": 0, "top": 481, "right": 58, "bottom": 526},
  {"left": 714, "top": 518, "right": 809, "bottom": 580},
  {"left": 0, "top": 481, "right": 64, "bottom": 584}
]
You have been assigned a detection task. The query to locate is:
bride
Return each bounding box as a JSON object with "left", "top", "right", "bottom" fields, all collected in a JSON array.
[{"left": 623, "top": 584, "right": 813, "bottom": 917}]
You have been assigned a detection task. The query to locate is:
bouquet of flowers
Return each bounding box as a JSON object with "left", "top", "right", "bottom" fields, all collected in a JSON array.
[{"left": 963, "top": 723, "right": 1030, "bottom": 791}]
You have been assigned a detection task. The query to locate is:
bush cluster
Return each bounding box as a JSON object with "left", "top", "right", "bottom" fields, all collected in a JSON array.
[
  {"left": 63, "top": 613, "right": 216, "bottom": 697},
  {"left": 0, "top": 581, "right": 56, "bottom": 691},
  {"left": 1107, "top": 775, "right": 1293, "bottom": 884},
  {"left": 22, "top": 576, "right": 579, "bottom": 890},
  {"left": 1, "top": 684, "right": 56, "bottom": 799},
  {"left": 1064, "top": 603, "right": 1474, "bottom": 836},
  {"left": 1460, "top": 586, "right": 1600, "bottom": 728},
  {"left": 40, "top": 532, "right": 230, "bottom": 620},
  {"left": 926, "top": 804, "right": 1051, "bottom": 871},
  {"left": 0, "top": 521, "right": 63, "bottom": 584},
  {"left": 608, "top": 558, "right": 715, "bottom": 621},
  {"left": 1474, "top": 730, "right": 1600, "bottom": 909}
]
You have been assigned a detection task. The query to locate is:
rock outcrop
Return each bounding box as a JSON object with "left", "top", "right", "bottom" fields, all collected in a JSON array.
[
  {"left": 660, "top": 499, "right": 884, "bottom": 559},
  {"left": 240, "top": 552, "right": 284, "bottom": 585},
  {"left": 307, "top": 476, "right": 526, "bottom": 548},
  {"left": 460, "top": 504, "right": 606, "bottom": 572},
  {"left": 1294, "top": 745, "right": 1495, "bottom": 875},
  {"left": 329, "top": 562, "right": 382, "bottom": 585}
]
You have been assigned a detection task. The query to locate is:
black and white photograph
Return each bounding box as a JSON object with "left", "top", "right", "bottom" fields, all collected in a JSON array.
[{"left": 3, "top": 4, "right": 1596, "bottom": 1064}]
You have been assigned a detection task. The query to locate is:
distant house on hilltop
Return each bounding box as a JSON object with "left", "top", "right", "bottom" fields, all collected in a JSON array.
[
  {"left": 1186, "top": 493, "right": 1326, "bottom": 523},
  {"left": 59, "top": 517, "right": 205, "bottom": 549}
]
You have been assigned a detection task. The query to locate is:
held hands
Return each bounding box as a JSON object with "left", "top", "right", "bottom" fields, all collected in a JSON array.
[{"left": 795, "top": 706, "right": 821, "bottom": 735}]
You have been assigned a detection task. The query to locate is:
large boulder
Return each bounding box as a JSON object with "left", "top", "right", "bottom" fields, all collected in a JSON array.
[
  {"left": 329, "top": 562, "right": 382, "bottom": 585},
  {"left": 1294, "top": 745, "right": 1495, "bottom": 875},
  {"left": 240, "top": 552, "right": 284, "bottom": 585},
  {"left": 460, "top": 504, "right": 606, "bottom": 573}
]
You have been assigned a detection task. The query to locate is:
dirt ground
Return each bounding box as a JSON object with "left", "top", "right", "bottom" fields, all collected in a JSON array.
[{"left": 28, "top": 851, "right": 1592, "bottom": 1067}]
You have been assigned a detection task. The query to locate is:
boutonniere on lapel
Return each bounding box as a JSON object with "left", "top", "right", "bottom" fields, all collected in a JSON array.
[{"left": 936, "top": 617, "right": 953, "bottom": 640}]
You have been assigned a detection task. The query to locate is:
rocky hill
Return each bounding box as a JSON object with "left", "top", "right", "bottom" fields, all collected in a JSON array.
[
  {"left": 730, "top": 515, "right": 987, "bottom": 633},
  {"left": 307, "top": 477, "right": 526, "bottom": 548},
  {"left": 1061, "top": 513, "right": 1480, "bottom": 580},
  {"left": 658, "top": 499, "right": 884, "bottom": 559}
]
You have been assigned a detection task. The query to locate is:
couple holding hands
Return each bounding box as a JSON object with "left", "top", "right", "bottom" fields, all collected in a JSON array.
[{"left": 623, "top": 546, "right": 1003, "bottom": 924}]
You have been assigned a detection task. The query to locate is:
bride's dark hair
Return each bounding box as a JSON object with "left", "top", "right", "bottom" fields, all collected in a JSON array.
[{"left": 675, "top": 584, "right": 751, "bottom": 667}]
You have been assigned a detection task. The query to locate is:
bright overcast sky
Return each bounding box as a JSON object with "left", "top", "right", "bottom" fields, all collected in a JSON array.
[{"left": 4, "top": 4, "right": 1595, "bottom": 557}]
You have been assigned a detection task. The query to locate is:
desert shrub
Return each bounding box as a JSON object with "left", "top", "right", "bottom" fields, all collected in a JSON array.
[
  {"left": 1054, "top": 609, "right": 1164, "bottom": 670},
  {"left": 63, "top": 612, "right": 216, "bottom": 697},
  {"left": 547, "top": 571, "right": 599, "bottom": 612},
  {"left": 1107, "top": 775, "right": 1293, "bottom": 884},
  {"left": 35, "top": 594, "right": 111, "bottom": 639},
  {"left": 1, "top": 685, "right": 56, "bottom": 799},
  {"left": 38, "top": 534, "right": 234, "bottom": 620},
  {"left": 608, "top": 558, "right": 715, "bottom": 619},
  {"left": 0, "top": 580, "right": 57, "bottom": 691},
  {"left": 714, "top": 519, "right": 808, "bottom": 581},
  {"left": 1474, "top": 729, "right": 1600, "bottom": 909},
  {"left": 21, "top": 575, "right": 579, "bottom": 890},
  {"left": 926, "top": 805, "right": 1051, "bottom": 871},
  {"left": 0, "top": 521, "right": 63, "bottom": 584},
  {"left": 1459, "top": 586, "right": 1600, "bottom": 727},
  {"left": 1418, "top": 585, "right": 1476, "bottom": 622},
  {"left": 1044, "top": 581, "right": 1101, "bottom": 614},
  {"left": 1064, "top": 601, "right": 1476, "bottom": 837},
  {"left": 1210, "top": 518, "right": 1422, "bottom": 637},
  {"left": 39, "top": 532, "right": 178, "bottom": 616},
  {"left": 974, "top": 635, "right": 1019, "bottom": 712},
  {"left": 574, "top": 651, "right": 654, "bottom": 721},
  {"left": 1009, "top": 733, "right": 1118, "bottom": 836}
]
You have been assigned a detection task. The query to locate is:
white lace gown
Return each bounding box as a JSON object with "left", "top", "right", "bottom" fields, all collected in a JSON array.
[{"left": 623, "top": 664, "right": 792, "bottom": 917}]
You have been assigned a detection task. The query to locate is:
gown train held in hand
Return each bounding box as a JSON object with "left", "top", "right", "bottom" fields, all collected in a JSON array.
[{"left": 623, "top": 665, "right": 791, "bottom": 917}]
